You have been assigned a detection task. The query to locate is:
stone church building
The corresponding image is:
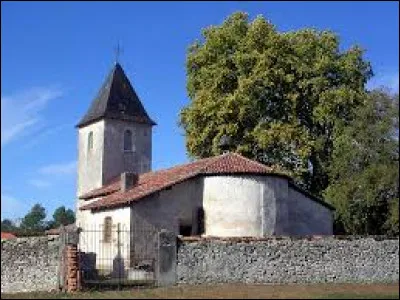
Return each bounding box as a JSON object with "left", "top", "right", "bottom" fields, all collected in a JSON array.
[{"left": 75, "top": 62, "right": 334, "bottom": 243}]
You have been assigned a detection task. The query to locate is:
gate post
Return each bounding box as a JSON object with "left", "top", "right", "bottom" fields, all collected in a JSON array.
[
  {"left": 60, "top": 226, "right": 81, "bottom": 293},
  {"left": 66, "top": 244, "right": 79, "bottom": 292},
  {"left": 156, "top": 229, "right": 177, "bottom": 287},
  {"left": 58, "top": 225, "right": 66, "bottom": 291}
]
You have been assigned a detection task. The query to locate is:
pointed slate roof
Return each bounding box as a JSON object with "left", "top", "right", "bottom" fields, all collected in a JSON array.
[{"left": 76, "top": 63, "right": 156, "bottom": 128}]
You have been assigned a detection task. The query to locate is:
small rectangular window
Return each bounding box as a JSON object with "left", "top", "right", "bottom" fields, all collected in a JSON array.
[
  {"left": 124, "top": 130, "right": 133, "bottom": 151},
  {"left": 103, "top": 217, "right": 112, "bottom": 243},
  {"left": 88, "top": 131, "right": 93, "bottom": 153}
]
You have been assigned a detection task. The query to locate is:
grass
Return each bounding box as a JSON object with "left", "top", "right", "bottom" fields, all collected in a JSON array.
[{"left": 1, "top": 283, "right": 399, "bottom": 299}]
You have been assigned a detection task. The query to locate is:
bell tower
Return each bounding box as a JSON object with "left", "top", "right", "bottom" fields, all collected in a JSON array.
[{"left": 75, "top": 62, "right": 156, "bottom": 219}]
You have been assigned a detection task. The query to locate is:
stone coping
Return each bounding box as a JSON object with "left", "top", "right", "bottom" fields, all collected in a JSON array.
[
  {"left": 178, "top": 235, "right": 399, "bottom": 243},
  {"left": 1, "top": 235, "right": 59, "bottom": 244}
]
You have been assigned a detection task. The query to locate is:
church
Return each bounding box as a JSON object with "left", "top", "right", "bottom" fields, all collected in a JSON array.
[{"left": 75, "top": 62, "right": 334, "bottom": 242}]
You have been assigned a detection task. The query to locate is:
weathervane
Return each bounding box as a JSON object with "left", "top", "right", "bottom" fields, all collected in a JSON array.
[{"left": 114, "top": 42, "right": 123, "bottom": 64}]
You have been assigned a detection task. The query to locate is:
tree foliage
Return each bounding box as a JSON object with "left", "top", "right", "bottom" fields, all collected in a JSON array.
[
  {"left": 2, "top": 204, "right": 76, "bottom": 236},
  {"left": 180, "top": 12, "right": 372, "bottom": 196},
  {"left": 1, "top": 219, "right": 16, "bottom": 232},
  {"left": 324, "top": 90, "right": 399, "bottom": 235},
  {"left": 49, "top": 206, "right": 75, "bottom": 228},
  {"left": 19, "top": 203, "right": 47, "bottom": 232},
  {"left": 179, "top": 12, "right": 399, "bottom": 235}
]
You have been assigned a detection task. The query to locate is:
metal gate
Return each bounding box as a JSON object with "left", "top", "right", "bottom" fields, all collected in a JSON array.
[{"left": 77, "top": 221, "right": 159, "bottom": 289}]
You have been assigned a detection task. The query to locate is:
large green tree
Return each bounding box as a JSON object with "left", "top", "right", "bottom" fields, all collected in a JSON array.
[
  {"left": 20, "top": 203, "right": 47, "bottom": 232},
  {"left": 324, "top": 90, "right": 399, "bottom": 235},
  {"left": 180, "top": 12, "right": 372, "bottom": 196},
  {"left": 48, "top": 206, "right": 75, "bottom": 229}
]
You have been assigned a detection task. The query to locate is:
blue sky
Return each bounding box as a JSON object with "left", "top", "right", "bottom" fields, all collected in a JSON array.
[{"left": 1, "top": 1, "right": 399, "bottom": 221}]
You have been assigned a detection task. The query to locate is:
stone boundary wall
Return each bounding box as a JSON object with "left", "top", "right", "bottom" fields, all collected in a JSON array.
[
  {"left": 177, "top": 236, "right": 399, "bottom": 284},
  {"left": 1, "top": 236, "right": 61, "bottom": 294}
]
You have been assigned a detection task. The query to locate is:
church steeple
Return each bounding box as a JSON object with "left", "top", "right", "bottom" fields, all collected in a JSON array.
[
  {"left": 76, "top": 63, "right": 156, "bottom": 128},
  {"left": 76, "top": 61, "right": 154, "bottom": 219}
]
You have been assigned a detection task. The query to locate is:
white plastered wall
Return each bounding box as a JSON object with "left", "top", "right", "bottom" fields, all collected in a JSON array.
[
  {"left": 76, "top": 120, "right": 105, "bottom": 224},
  {"left": 78, "top": 206, "right": 131, "bottom": 272},
  {"left": 203, "top": 175, "right": 265, "bottom": 237}
]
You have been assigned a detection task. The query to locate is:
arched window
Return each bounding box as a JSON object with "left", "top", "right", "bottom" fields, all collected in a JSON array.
[
  {"left": 103, "top": 217, "right": 112, "bottom": 243},
  {"left": 124, "top": 129, "right": 132, "bottom": 151},
  {"left": 88, "top": 131, "right": 93, "bottom": 152}
]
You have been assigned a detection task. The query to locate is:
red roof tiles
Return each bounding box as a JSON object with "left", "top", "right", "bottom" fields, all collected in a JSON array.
[
  {"left": 80, "top": 152, "right": 288, "bottom": 211},
  {"left": 45, "top": 223, "right": 76, "bottom": 235},
  {"left": 1, "top": 232, "right": 16, "bottom": 240}
]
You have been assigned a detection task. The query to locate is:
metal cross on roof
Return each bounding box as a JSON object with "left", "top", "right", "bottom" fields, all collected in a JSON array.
[{"left": 114, "top": 42, "right": 123, "bottom": 63}]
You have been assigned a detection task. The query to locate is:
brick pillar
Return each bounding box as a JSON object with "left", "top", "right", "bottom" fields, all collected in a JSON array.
[{"left": 66, "top": 244, "right": 80, "bottom": 292}]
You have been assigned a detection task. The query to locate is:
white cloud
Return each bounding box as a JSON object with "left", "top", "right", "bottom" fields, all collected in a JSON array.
[
  {"left": 22, "top": 123, "right": 73, "bottom": 150},
  {"left": 1, "top": 87, "right": 63, "bottom": 147},
  {"left": 367, "top": 72, "right": 399, "bottom": 93},
  {"left": 1, "top": 194, "right": 31, "bottom": 219},
  {"left": 28, "top": 179, "right": 51, "bottom": 189},
  {"left": 39, "top": 161, "right": 76, "bottom": 175}
]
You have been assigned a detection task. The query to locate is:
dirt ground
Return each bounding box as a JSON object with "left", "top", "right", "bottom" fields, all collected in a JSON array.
[{"left": 1, "top": 283, "right": 399, "bottom": 299}]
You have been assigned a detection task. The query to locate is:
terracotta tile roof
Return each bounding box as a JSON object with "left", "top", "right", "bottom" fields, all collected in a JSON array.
[
  {"left": 45, "top": 223, "right": 77, "bottom": 235},
  {"left": 80, "top": 152, "right": 287, "bottom": 211},
  {"left": 80, "top": 176, "right": 121, "bottom": 199},
  {"left": 1, "top": 232, "right": 17, "bottom": 240}
]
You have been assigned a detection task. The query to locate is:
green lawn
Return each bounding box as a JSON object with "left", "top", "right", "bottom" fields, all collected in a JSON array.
[{"left": 1, "top": 283, "right": 399, "bottom": 299}]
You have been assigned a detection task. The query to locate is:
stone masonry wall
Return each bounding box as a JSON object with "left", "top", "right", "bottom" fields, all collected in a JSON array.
[
  {"left": 177, "top": 236, "right": 399, "bottom": 284},
  {"left": 1, "top": 236, "right": 61, "bottom": 294}
]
